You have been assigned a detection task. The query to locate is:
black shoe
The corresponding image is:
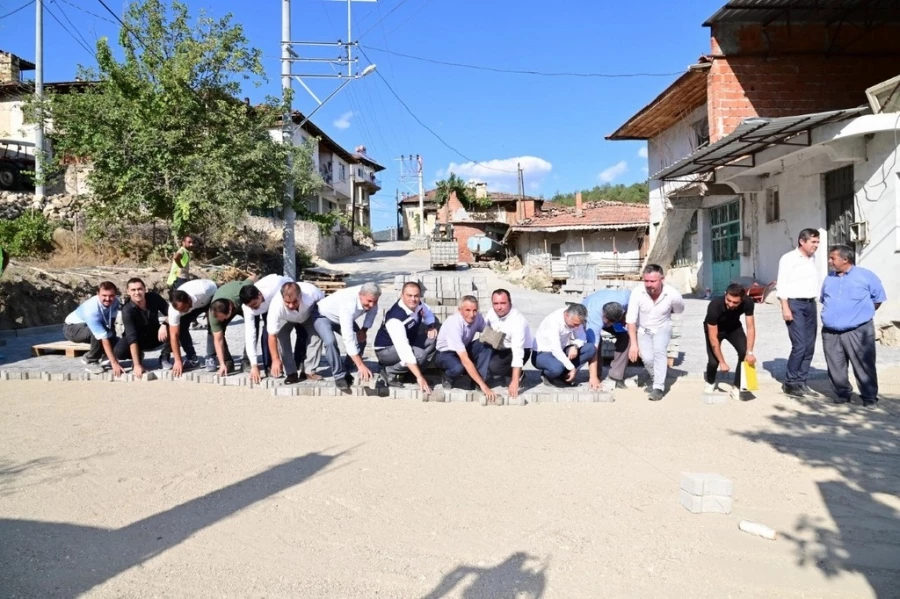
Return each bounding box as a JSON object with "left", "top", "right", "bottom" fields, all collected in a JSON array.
[
  {"left": 782, "top": 383, "right": 805, "bottom": 398},
  {"left": 833, "top": 394, "right": 851, "bottom": 405},
  {"left": 335, "top": 377, "right": 350, "bottom": 390},
  {"left": 284, "top": 373, "right": 300, "bottom": 385},
  {"left": 798, "top": 384, "right": 820, "bottom": 397},
  {"left": 380, "top": 371, "right": 404, "bottom": 388},
  {"left": 862, "top": 397, "right": 879, "bottom": 408},
  {"left": 648, "top": 388, "right": 664, "bottom": 401},
  {"left": 441, "top": 374, "right": 454, "bottom": 389},
  {"left": 611, "top": 379, "right": 627, "bottom": 390},
  {"left": 541, "top": 375, "right": 568, "bottom": 389}
]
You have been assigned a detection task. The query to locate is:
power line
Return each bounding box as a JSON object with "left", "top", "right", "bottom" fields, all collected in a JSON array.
[
  {"left": 52, "top": 0, "right": 96, "bottom": 56},
  {"left": 358, "top": 48, "right": 515, "bottom": 174},
  {"left": 361, "top": 44, "right": 685, "bottom": 78},
  {"left": 57, "top": 0, "right": 117, "bottom": 24},
  {"left": 45, "top": 3, "right": 95, "bottom": 57},
  {"left": 0, "top": 0, "right": 34, "bottom": 19},
  {"left": 388, "top": 0, "right": 435, "bottom": 34},
  {"left": 357, "top": 0, "right": 410, "bottom": 41}
]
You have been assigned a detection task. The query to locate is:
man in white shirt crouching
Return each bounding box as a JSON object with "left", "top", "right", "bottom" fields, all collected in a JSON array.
[
  {"left": 532, "top": 303, "right": 594, "bottom": 388},
  {"left": 484, "top": 289, "right": 534, "bottom": 399},
  {"left": 266, "top": 281, "right": 325, "bottom": 385}
]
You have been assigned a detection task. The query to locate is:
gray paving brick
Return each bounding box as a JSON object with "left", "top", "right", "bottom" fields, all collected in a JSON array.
[{"left": 702, "top": 392, "right": 729, "bottom": 405}]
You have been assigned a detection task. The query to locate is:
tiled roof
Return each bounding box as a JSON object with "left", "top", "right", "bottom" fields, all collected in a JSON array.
[
  {"left": 399, "top": 190, "right": 540, "bottom": 205},
  {"left": 512, "top": 201, "right": 649, "bottom": 231}
]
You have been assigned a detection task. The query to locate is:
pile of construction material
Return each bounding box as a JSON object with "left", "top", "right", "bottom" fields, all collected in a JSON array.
[{"left": 393, "top": 274, "right": 490, "bottom": 322}]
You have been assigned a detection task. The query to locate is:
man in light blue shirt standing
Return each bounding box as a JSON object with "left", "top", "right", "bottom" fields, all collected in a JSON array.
[{"left": 820, "top": 245, "right": 886, "bottom": 407}]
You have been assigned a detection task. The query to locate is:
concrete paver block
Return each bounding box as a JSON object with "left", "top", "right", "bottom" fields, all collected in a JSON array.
[
  {"left": 680, "top": 490, "right": 733, "bottom": 514},
  {"left": 680, "top": 473, "right": 734, "bottom": 497},
  {"left": 50, "top": 373, "right": 70, "bottom": 382},
  {"left": 273, "top": 386, "right": 298, "bottom": 397},
  {"left": 702, "top": 392, "right": 729, "bottom": 405},
  {"left": 595, "top": 392, "right": 615, "bottom": 403}
]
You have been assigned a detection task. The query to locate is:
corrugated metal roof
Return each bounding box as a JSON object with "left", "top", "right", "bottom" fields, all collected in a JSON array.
[
  {"left": 654, "top": 106, "right": 868, "bottom": 180},
  {"left": 704, "top": 0, "right": 900, "bottom": 26}
]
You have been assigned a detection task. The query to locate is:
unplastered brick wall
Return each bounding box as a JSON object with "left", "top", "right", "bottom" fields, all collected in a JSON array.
[
  {"left": 708, "top": 22, "right": 900, "bottom": 141},
  {"left": 452, "top": 223, "right": 488, "bottom": 263}
]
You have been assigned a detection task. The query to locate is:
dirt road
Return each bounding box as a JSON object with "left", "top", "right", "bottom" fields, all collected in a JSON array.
[{"left": 1, "top": 376, "right": 898, "bottom": 598}]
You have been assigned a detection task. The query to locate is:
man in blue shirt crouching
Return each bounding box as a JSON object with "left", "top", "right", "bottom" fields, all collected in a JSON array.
[{"left": 820, "top": 244, "right": 886, "bottom": 407}]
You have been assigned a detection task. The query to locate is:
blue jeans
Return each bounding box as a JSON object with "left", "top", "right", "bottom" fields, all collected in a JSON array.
[
  {"left": 532, "top": 344, "right": 597, "bottom": 381},
  {"left": 785, "top": 299, "right": 817, "bottom": 384},
  {"left": 435, "top": 341, "right": 493, "bottom": 382}
]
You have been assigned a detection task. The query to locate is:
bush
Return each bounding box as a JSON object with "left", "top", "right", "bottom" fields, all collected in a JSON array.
[{"left": 0, "top": 211, "right": 55, "bottom": 257}]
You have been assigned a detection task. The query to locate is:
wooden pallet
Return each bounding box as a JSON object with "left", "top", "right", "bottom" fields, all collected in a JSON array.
[
  {"left": 313, "top": 280, "right": 348, "bottom": 296},
  {"left": 302, "top": 267, "right": 348, "bottom": 281},
  {"left": 32, "top": 341, "right": 92, "bottom": 358}
]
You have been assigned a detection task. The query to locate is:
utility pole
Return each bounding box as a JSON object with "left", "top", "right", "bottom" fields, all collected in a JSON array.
[
  {"left": 34, "top": 0, "right": 44, "bottom": 200},
  {"left": 516, "top": 162, "right": 524, "bottom": 221},
  {"left": 350, "top": 171, "right": 356, "bottom": 238},
  {"left": 417, "top": 155, "right": 424, "bottom": 235},
  {"left": 395, "top": 189, "right": 400, "bottom": 239},
  {"left": 281, "top": 0, "right": 296, "bottom": 278}
]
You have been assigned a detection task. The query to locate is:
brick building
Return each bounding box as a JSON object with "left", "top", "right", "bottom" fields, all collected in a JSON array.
[{"left": 608, "top": 0, "right": 900, "bottom": 297}]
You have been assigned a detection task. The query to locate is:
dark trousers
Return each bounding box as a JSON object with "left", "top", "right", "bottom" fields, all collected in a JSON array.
[
  {"left": 822, "top": 320, "right": 878, "bottom": 400},
  {"left": 487, "top": 348, "right": 533, "bottom": 378},
  {"left": 176, "top": 307, "right": 205, "bottom": 359},
  {"left": 704, "top": 326, "right": 747, "bottom": 388},
  {"left": 376, "top": 331, "right": 438, "bottom": 376},
  {"left": 586, "top": 327, "right": 631, "bottom": 381},
  {"left": 532, "top": 344, "right": 597, "bottom": 381},
  {"left": 63, "top": 323, "right": 117, "bottom": 362},
  {"left": 785, "top": 299, "right": 817, "bottom": 384},
  {"left": 113, "top": 327, "right": 169, "bottom": 362},
  {"left": 435, "top": 341, "right": 494, "bottom": 382}
]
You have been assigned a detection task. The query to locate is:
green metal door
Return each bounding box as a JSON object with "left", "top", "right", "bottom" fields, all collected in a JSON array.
[{"left": 710, "top": 201, "right": 741, "bottom": 294}]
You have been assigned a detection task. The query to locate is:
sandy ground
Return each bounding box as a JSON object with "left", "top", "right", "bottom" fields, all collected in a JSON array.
[{"left": 1, "top": 375, "right": 898, "bottom": 598}]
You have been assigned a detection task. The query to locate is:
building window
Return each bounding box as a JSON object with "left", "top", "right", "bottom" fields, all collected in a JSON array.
[
  {"left": 692, "top": 117, "right": 710, "bottom": 149},
  {"left": 338, "top": 163, "right": 346, "bottom": 182},
  {"left": 825, "top": 165, "right": 854, "bottom": 246},
  {"left": 765, "top": 186, "right": 780, "bottom": 223},
  {"left": 673, "top": 212, "right": 698, "bottom": 267},
  {"left": 550, "top": 243, "right": 562, "bottom": 258}
]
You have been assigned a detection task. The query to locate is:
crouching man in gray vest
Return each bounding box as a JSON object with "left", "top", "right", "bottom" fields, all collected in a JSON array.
[{"left": 374, "top": 281, "right": 437, "bottom": 394}]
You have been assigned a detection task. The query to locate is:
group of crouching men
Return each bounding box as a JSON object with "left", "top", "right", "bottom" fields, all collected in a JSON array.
[{"left": 60, "top": 262, "right": 725, "bottom": 402}]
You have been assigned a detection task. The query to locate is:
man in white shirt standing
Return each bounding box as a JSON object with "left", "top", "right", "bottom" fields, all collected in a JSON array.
[
  {"left": 313, "top": 282, "right": 381, "bottom": 389},
  {"left": 239, "top": 274, "right": 292, "bottom": 383},
  {"left": 266, "top": 281, "right": 325, "bottom": 385},
  {"left": 373, "top": 281, "right": 437, "bottom": 393},
  {"left": 484, "top": 289, "right": 534, "bottom": 399},
  {"left": 626, "top": 264, "right": 685, "bottom": 401},
  {"left": 775, "top": 228, "right": 821, "bottom": 398},
  {"left": 532, "top": 303, "right": 594, "bottom": 388}
]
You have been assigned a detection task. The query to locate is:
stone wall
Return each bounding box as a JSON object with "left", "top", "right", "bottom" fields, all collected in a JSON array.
[
  {"left": 244, "top": 215, "right": 363, "bottom": 262},
  {"left": 0, "top": 191, "right": 84, "bottom": 222}
]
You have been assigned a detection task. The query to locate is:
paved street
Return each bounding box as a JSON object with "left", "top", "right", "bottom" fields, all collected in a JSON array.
[{"left": 4, "top": 240, "right": 900, "bottom": 393}]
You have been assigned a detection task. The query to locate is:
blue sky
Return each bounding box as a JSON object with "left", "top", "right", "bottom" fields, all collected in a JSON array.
[{"left": 1, "top": 0, "right": 725, "bottom": 230}]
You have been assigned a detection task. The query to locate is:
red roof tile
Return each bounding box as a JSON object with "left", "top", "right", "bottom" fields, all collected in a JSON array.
[{"left": 512, "top": 201, "right": 649, "bottom": 231}]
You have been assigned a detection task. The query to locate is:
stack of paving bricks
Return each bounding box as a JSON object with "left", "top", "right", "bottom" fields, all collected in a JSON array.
[
  {"left": 679, "top": 472, "right": 734, "bottom": 514},
  {"left": 411, "top": 235, "right": 431, "bottom": 250},
  {"left": 394, "top": 275, "right": 491, "bottom": 323}
]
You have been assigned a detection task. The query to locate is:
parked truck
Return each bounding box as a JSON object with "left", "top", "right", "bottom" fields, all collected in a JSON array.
[{"left": 429, "top": 223, "right": 458, "bottom": 270}]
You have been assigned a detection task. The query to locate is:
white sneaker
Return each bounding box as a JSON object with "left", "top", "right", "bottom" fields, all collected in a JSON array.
[
  {"left": 704, "top": 382, "right": 716, "bottom": 394},
  {"left": 730, "top": 387, "right": 741, "bottom": 401},
  {"left": 600, "top": 379, "right": 617, "bottom": 392}
]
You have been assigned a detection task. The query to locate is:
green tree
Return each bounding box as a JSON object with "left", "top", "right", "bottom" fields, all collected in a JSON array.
[
  {"left": 26, "top": 0, "right": 321, "bottom": 238},
  {"left": 434, "top": 173, "right": 490, "bottom": 210},
  {"left": 550, "top": 181, "right": 649, "bottom": 206}
]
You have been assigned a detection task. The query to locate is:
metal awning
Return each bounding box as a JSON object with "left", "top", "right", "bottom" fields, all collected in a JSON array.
[
  {"left": 653, "top": 106, "right": 867, "bottom": 181},
  {"left": 704, "top": 1, "right": 900, "bottom": 27}
]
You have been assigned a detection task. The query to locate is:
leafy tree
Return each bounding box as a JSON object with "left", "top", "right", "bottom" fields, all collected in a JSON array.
[
  {"left": 550, "top": 181, "right": 649, "bottom": 206},
  {"left": 434, "top": 173, "right": 491, "bottom": 210},
  {"left": 26, "top": 0, "right": 321, "bottom": 239}
]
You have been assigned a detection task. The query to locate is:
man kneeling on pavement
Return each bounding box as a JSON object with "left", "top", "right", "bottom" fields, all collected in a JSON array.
[
  {"left": 435, "top": 295, "right": 498, "bottom": 402},
  {"left": 483, "top": 288, "right": 534, "bottom": 399},
  {"left": 374, "top": 281, "right": 437, "bottom": 394},
  {"left": 532, "top": 303, "right": 596, "bottom": 388},
  {"left": 114, "top": 277, "right": 171, "bottom": 378},
  {"left": 583, "top": 288, "right": 631, "bottom": 392},
  {"left": 64, "top": 280, "right": 126, "bottom": 376}
]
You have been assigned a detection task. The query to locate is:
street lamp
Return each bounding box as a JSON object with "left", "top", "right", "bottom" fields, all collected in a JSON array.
[{"left": 295, "top": 64, "right": 377, "bottom": 130}]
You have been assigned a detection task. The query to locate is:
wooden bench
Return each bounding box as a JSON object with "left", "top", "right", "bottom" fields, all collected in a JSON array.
[{"left": 31, "top": 341, "right": 92, "bottom": 358}]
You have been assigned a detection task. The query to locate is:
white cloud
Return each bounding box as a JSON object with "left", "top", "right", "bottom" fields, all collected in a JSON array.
[
  {"left": 333, "top": 111, "right": 354, "bottom": 130},
  {"left": 637, "top": 146, "right": 648, "bottom": 159},
  {"left": 441, "top": 156, "right": 552, "bottom": 193},
  {"left": 598, "top": 161, "right": 628, "bottom": 183}
]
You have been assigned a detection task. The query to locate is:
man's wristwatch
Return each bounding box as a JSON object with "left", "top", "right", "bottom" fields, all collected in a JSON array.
[{"left": 747, "top": 351, "right": 754, "bottom": 356}]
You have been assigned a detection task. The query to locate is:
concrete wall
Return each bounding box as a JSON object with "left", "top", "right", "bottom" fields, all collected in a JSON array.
[
  {"left": 708, "top": 23, "right": 900, "bottom": 141},
  {"left": 245, "top": 215, "right": 359, "bottom": 262}
]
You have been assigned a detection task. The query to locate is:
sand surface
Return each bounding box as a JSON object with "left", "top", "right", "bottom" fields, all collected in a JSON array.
[{"left": 1, "top": 378, "right": 899, "bottom": 598}]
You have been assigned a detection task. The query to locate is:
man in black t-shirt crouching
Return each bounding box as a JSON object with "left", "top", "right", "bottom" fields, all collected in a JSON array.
[
  {"left": 114, "top": 277, "right": 171, "bottom": 379},
  {"left": 704, "top": 283, "right": 757, "bottom": 399}
]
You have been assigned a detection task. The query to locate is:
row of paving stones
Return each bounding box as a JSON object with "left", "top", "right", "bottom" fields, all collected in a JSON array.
[{"left": 0, "top": 368, "right": 623, "bottom": 406}]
